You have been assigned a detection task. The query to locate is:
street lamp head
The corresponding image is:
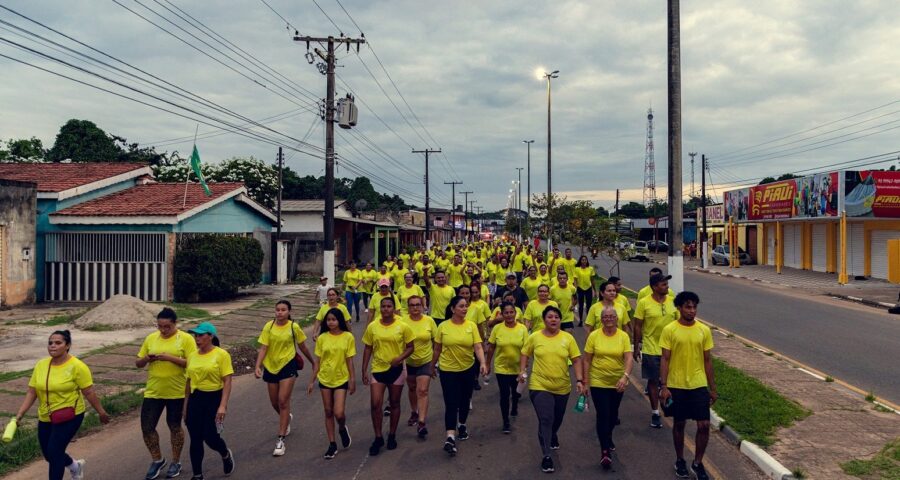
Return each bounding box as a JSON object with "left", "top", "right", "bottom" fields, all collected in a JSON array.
[
  {"left": 534, "top": 67, "right": 546, "bottom": 80},
  {"left": 523, "top": 139, "right": 534, "bottom": 144}
]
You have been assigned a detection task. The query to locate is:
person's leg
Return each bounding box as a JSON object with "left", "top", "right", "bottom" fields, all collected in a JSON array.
[
  {"left": 673, "top": 420, "right": 687, "bottom": 460},
  {"left": 457, "top": 366, "right": 476, "bottom": 426},
  {"left": 406, "top": 373, "right": 419, "bottom": 414},
  {"left": 321, "top": 388, "right": 336, "bottom": 443},
  {"left": 266, "top": 381, "right": 280, "bottom": 415},
  {"left": 387, "top": 384, "right": 404, "bottom": 435},
  {"left": 164, "top": 399, "right": 186, "bottom": 463},
  {"left": 577, "top": 289, "right": 590, "bottom": 323},
  {"left": 415, "top": 375, "right": 431, "bottom": 424},
  {"left": 200, "top": 392, "right": 229, "bottom": 457},
  {"left": 37, "top": 421, "right": 51, "bottom": 469},
  {"left": 550, "top": 393, "right": 569, "bottom": 440},
  {"left": 45, "top": 415, "right": 84, "bottom": 480},
  {"left": 648, "top": 377, "right": 660, "bottom": 410},
  {"left": 369, "top": 383, "right": 386, "bottom": 437},
  {"left": 185, "top": 393, "right": 206, "bottom": 476},
  {"left": 530, "top": 391, "right": 555, "bottom": 457},
  {"left": 496, "top": 374, "right": 514, "bottom": 423},
  {"left": 609, "top": 390, "right": 624, "bottom": 440},
  {"left": 333, "top": 389, "right": 348, "bottom": 432},
  {"left": 439, "top": 370, "right": 461, "bottom": 434},
  {"left": 695, "top": 420, "right": 711, "bottom": 464},
  {"left": 140, "top": 398, "right": 165, "bottom": 461},
  {"left": 277, "top": 377, "right": 296, "bottom": 436},
  {"left": 590, "top": 387, "right": 611, "bottom": 449}
]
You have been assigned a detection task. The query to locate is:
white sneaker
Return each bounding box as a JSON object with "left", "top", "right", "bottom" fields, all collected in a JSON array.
[
  {"left": 365, "top": 308, "right": 369, "bottom": 313},
  {"left": 70, "top": 459, "right": 85, "bottom": 480},
  {"left": 273, "top": 438, "right": 286, "bottom": 456},
  {"left": 285, "top": 413, "right": 293, "bottom": 436}
]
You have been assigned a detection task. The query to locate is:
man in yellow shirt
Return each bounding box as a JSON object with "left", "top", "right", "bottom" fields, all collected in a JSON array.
[
  {"left": 633, "top": 273, "right": 679, "bottom": 429},
  {"left": 660, "top": 291, "right": 716, "bottom": 480},
  {"left": 637, "top": 267, "right": 676, "bottom": 301},
  {"left": 446, "top": 255, "right": 465, "bottom": 289}
]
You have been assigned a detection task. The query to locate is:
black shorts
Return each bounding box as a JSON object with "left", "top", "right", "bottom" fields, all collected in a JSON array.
[
  {"left": 372, "top": 365, "right": 405, "bottom": 385},
  {"left": 669, "top": 387, "right": 711, "bottom": 422},
  {"left": 561, "top": 321, "right": 575, "bottom": 330},
  {"left": 641, "top": 354, "right": 661, "bottom": 381},
  {"left": 262, "top": 358, "right": 299, "bottom": 384},
  {"left": 319, "top": 381, "right": 349, "bottom": 391},
  {"left": 406, "top": 362, "right": 433, "bottom": 377}
]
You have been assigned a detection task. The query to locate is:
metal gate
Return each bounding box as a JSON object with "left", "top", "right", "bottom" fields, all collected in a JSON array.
[
  {"left": 812, "top": 224, "right": 827, "bottom": 272},
  {"left": 848, "top": 223, "right": 865, "bottom": 277},
  {"left": 45, "top": 232, "right": 167, "bottom": 302},
  {"left": 871, "top": 230, "right": 900, "bottom": 279},
  {"left": 766, "top": 224, "right": 775, "bottom": 265},
  {"left": 783, "top": 225, "right": 801, "bottom": 269}
]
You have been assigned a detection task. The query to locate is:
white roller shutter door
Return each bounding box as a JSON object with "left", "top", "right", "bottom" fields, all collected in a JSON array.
[
  {"left": 783, "top": 224, "right": 801, "bottom": 269},
  {"left": 848, "top": 223, "right": 865, "bottom": 277},
  {"left": 767, "top": 224, "right": 775, "bottom": 265},
  {"left": 870, "top": 230, "right": 900, "bottom": 279},
  {"left": 811, "top": 224, "right": 827, "bottom": 272}
]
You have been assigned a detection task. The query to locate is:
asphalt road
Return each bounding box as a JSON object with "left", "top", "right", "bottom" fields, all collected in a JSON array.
[
  {"left": 591, "top": 251, "right": 900, "bottom": 405},
  {"left": 8, "top": 316, "right": 763, "bottom": 480}
]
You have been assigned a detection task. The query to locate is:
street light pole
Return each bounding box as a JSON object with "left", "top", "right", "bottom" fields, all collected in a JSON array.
[
  {"left": 667, "top": 0, "right": 684, "bottom": 292},
  {"left": 516, "top": 168, "right": 523, "bottom": 240},
  {"left": 523, "top": 139, "right": 534, "bottom": 221},
  {"left": 543, "top": 70, "right": 559, "bottom": 252}
]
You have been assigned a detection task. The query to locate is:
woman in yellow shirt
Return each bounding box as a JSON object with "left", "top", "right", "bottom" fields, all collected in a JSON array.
[
  {"left": 361, "top": 296, "right": 415, "bottom": 456},
  {"left": 254, "top": 300, "right": 315, "bottom": 457},
  {"left": 523, "top": 285, "right": 558, "bottom": 333},
  {"left": 521, "top": 266, "right": 543, "bottom": 301},
  {"left": 361, "top": 262, "right": 378, "bottom": 313},
  {"left": 396, "top": 272, "right": 425, "bottom": 316},
  {"left": 550, "top": 272, "right": 578, "bottom": 331},
  {"left": 486, "top": 303, "right": 529, "bottom": 433},
  {"left": 342, "top": 261, "right": 364, "bottom": 322},
  {"left": 487, "top": 291, "right": 524, "bottom": 328},
  {"left": 432, "top": 296, "right": 488, "bottom": 457},
  {"left": 538, "top": 264, "right": 552, "bottom": 285},
  {"left": 135, "top": 307, "right": 196, "bottom": 479},
  {"left": 12, "top": 330, "right": 109, "bottom": 480},
  {"left": 308, "top": 307, "right": 356, "bottom": 460},
  {"left": 184, "top": 322, "right": 235, "bottom": 478},
  {"left": 518, "top": 307, "right": 585, "bottom": 474},
  {"left": 584, "top": 281, "right": 632, "bottom": 338},
  {"left": 582, "top": 305, "right": 633, "bottom": 470},
  {"left": 401, "top": 296, "right": 438, "bottom": 438},
  {"left": 314, "top": 288, "right": 352, "bottom": 332},
  {"left": 573, "top": 256, "right": 597, "bottom": 327}
]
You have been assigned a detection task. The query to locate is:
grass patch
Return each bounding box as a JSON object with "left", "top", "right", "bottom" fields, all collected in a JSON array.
[
  {"left": 841, "top": 438, "right": 900, "bottom": 479},
  {"left": 166, "top": 303, "right": 211, "bottom": 320},
  {"left": 825, "top": 376, "right": 835, "bottom": 383},
  {"left": 791, "top": 467, "right": 807, "bottom": 479},
  {"left": 866, "top": 392, "right": 877, "bottom": 403},
  {"left": 0, "top": 370, "right": 32, "bottom": 383},
  {"left": 874, "top": 404, "right": 893, "bottom": 413},
  {"left": 713, "top": 358, "right": 810, "bottom": 447},
  {"left": 82, "top": 324, "right": 115, "bottom": 332}
]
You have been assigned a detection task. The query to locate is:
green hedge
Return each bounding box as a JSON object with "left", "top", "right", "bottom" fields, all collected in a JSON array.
[{"left": 174, "top": 235, "right": 264, "bottom": 302}]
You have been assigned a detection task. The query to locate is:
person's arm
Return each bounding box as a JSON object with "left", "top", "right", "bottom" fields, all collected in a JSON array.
[
  {"left": 154, "top": 353, "right": 187, "bottom": 368},
  {"left": 573, "top": 356, "right": 586, "bottom": 395},
  {"left": 13, "top": 387, "right": 38, "bottom": 423},
  {"left": 254, "top": 345, "right": 268, "bottom": 378},
  {"left": 217, "top": 375, "right": 232, "bottom": 424},
  {"left": 135, "top": 354, "right": 153, "bottom": 368},
  {"left": 430, "top": 343, "right": 442, "bottom": 378},
  {"left": 361, "top": 345, "right": 372, "bottom": 386},
  {"left": 632, "top": 317, "right": 643, "bottom": 361},
  {"left": 704, "top": 350, "right": 717, "bottom": 405},
  {"left": 581, "top": 353, "right": 593, "bottom": 396},
  {"left": 391, "top": 342, "right": 415, "bottom": 367},
  {"left": 347, "top": 356, "right": 357, "bottom": 395},
  {"left": 298, "top": 340, "right": 314, "bottom": 363},
  {"left": 81, "top": 385, "right": 110, "bottom": 424},
  {"left": 474, "top": 342, "right": 488, "bottom": 376},
  {"left": 659, "top": 348, "right": 672, "bottom": 402},
  {"left": 423, "top": 272, "right": 433, "bottom": 288},
  {"left": 485, "top": 343, "right": 495, "bottom": 371},
  {"left": 617, "top": 350, "right": 634, "bottom": 392},
  {"left": 307, "top": 354, "right": 320, "bottom": 395}
]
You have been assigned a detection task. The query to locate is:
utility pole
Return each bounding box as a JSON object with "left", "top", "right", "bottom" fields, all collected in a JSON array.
[
  {"left": 516, "top": 167, "right": 524, "bottom": 240},
  {"left": 523, "top": 140, "right": 534, "bottom": 220},
  {"left": 271, "top": 146, "right": 284, "bottom": 284},
  {"left": 543, "top": 70, "right": 559, "bottom": 252},
  {"left": 294, "top": 34, "right": 365, "bottom": 285},
  {"left": 689, "top": 152, "right": 697, "bottom": 199},
  {"left": 701, "top": 154, "right": 708, "bottom": 268},
  {"left": 444, "top": 180, "right": 463, "bottom": 242},
  {"left": 468, "top": 199, "right": 477, "bottom": 242},
  {"left": 614, "top": 188, "right": 620, "bottom": 232},
  {"left": 667, "top": 0, "right": 684, "bottom": 293},
  {"left": 413, "top": 148, "right": 441, "bottom": 248},
  {"left": 461, "top": 191, "right": 473, "bottom": 243}
]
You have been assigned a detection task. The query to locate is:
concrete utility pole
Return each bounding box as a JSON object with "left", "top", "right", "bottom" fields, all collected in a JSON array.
[
  {"left": 444, "top": 180, "right": 462, "bottom": 241},
  {"left": 523, "top": 140, "right": 534, "bottom": 219},
  {"left": 461, "top": 191, "right": 473, "bottom": 243},
  {"left": 701, "top": 154, "right": 708, "bottom": 268},
  {"left": 271, "top": 146, "right": 284, "bottom": 283},
  {"left": 294, "top": 34, "right": 365, "bottom": 285},
  {"left": 516, "top": 167, "right": 523, "bottom": 240},
  {"left": 413, "top": 148, "right": 441, "bottom": 248},
  {"left": 667, "top": 0, "right": 684, "bottom": 293},
  {"left": 468, "top": 199, "right": 477, "bottom": 242},
  {"left": 543, "top": 70, "right": 559, "bottom": 252}
]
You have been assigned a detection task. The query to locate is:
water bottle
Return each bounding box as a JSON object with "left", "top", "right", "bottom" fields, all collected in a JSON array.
[
  {"left": 516, "top": 373, "right": 528, "bottom": 395},
  {"left": 3, "top": 418, "right": 17, "bottom": 443},
  {"left": 216, "top": 419, "right": 225, "bottom": 435},
  {"left": 574, "top": 394, "right": 587, "bottom": 413}
]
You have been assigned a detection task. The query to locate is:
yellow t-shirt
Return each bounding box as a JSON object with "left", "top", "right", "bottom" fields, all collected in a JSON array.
[
  {"left": 29, "top": 356, "right": 93, "bottom": 423},
  {"left": 138, "top": 330, "right": 197, "bottom": 399},
  {"left": 368, "top": 291, "right": 397, "bottom": 322},
  {"left": 491, "top": 306, "right": 524, "bottom": 323},
  {"left": 465, "top": 299, "right": 492, "bottom": 325},
  {"left": 584, "top": 329, "right": 632, "bottom": 388},
  {"left": 314, "top": 331, "right": 356, "bottom": 388},
  {"left": 391, "top": 268, "right": 411, "bottom": 289},
  {"left": 428, "top": 284, "right": 455, "bottom": 320},
  {"left": 362, "top": 269, "right": 379, "bottom": 293},
  {"left": 396, "top": 284, "right": 425, "bottom": 316},
  {"left": 521, "top": 331, "right": 581, "bottom": 395},
  {"left": 523, "top": 300, "right": 559, "bottom": 333},
  {"left": 383, "top": 260, "right": 395, "bottom": 271},
  {"left": 561, "top": 258, "right": 577, "bottom": 279},
  {"left": 615, "top": 293, "right": 632, "bottom": 312},
  {"left": 316, "top": 303, "right": 351, "bottom": 323},
  {"left": 415, "top": 262, "right": 434, "bottom": 287},
  {"left": 521, "top": 276, "right": 543, "bottom": 301},
  {"left": 484, "top": 262, "right": 498, "bottom": 283},
  {"left": 488, "top": 322, "right": 529, "bottom": 375},
  {"left": 550, "top": 284, "right": 577, "bottom": 323},
  {"left": 584, "top": 302, "right": 631, "bottom": 331},
  {"left": 362, "top": 319, "right": 415, "bottom": 373},
  {"left": 573, "top": 266, "right": 596, "bottom": 290},
  {"left": 634, "top": 296, "right": 680, "bottom": 356},
  {"left": 637, "top": 285, "right": 676, "bottom": 302},
  {"left": 343, "top": 269, "right": 363, "bottom": 293},
  {"left": 258, "top": 320, "right": 307, "bottom": 373},
  {"left": 446, "top": 263, "right": 465, "bottom": 288},
  {"left": 186, "top": 347, "right": 233, "bottom": 392},
  {"left": 512, "top": 252, "right": 528, "bottom": 272},
  {"left": 401, "top": 314, "right": 438, "bottom": 367},
  {"left": 659, "top": 321, "right": 714, "bottom": 389},
  {"left": 435, "top": 320, "right": 483, "bottom": 372},
  {"left": 398, "top": 253, "right": 411, "bottom": 266}
]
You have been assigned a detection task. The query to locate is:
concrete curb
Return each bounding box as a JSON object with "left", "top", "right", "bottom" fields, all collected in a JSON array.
[
  {"left": 826, "top": 293, "right": 895, "bottom": 311},
  {"left": 710, "top": 407, "right": 795, "bottom": 480}
]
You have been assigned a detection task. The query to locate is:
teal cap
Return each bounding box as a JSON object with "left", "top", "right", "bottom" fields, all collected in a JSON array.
[{"left": 188, "top": 321, "right": 217, "bottom": 336}]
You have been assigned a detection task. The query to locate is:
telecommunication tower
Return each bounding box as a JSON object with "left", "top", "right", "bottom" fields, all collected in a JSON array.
[{"left": 642, "top": 108, "right": 657, "bottom": 207}]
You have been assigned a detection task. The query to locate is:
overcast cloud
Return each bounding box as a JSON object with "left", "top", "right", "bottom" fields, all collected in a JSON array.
[{"left": 1, "top": 0, "right": 898, "bottom": 210}]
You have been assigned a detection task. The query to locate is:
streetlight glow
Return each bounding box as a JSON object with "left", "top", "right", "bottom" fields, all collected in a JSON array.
[{"left": 534, "top": 67, "right": 545, "bottom": 80}]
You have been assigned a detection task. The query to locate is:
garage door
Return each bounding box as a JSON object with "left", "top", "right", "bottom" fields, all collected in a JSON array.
[
  {"left": 870, "top": 230, "right": 900, "bottom": 279},
  {"left": 848, "top": 223, "right": 865, "bottom": 277},
  {"left": 812, "top": 224, "right": 827, "bottom": 272},
  {"left": 783, "top": 224, "right": 801, "bottom": 269},
  {"left": 767, "top": 224, "right": 775, "bottom": 265}
]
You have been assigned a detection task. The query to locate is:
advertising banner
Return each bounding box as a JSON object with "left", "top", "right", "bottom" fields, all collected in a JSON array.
[
  {"left": 700, "top": 204, "right": 724, "bottom": 224},
  {"left": 845, "top": 170, "right": 900, "bottom": 218},
  {"left": 724, "top": 172, "right": 839, "bottom": 221}
]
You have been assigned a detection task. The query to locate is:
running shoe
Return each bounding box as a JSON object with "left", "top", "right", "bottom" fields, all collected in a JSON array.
[
  {"left": 273, "top": 438, "right": 286, "bottom": 456},
  {"left": 674, "top": 458, "right": 690, "bottom": 478},
  {"left": 417, "top": 422, "right": 428, "bottom": 439},
  {"left": 285, "top": 413, "right": 293, "bottom": 436},
  {"left": 650, "top": 413, "right": 662, "bottom": 429},
  {"left": 369, "top": 437, "right": 384, "bottom": 456},
  {"left": 386, "top": 434, "right": 398, "bottom": 450},
  {"left": 383, "top": 405, "right": 391, "bottom": 417},
  {"left": 324, "top": 443, "right": 338, "bottom": 460},
  {"left": 502, "top": 421, "right": 511, "bottom": 434},
  {"left": 600, "top": 450, "right": 612, "bottom": 470},
  {"left": 691, "top": 462, "right": 710, "bottom": 480},
  {"left": 339, "top": 425, "right": 352, "bottom": 448},
  {"left": 146, "top": 458, "right": 166, "bottom": 480},
  {"left": 71, "top": 459, "right": 85, "bottom": 480},
  {"left": 407, "top": 411, "right": 419, "bottom": 426},
  {"left": 473, "top": 380, "right": 482, "bottom": 391},
  {"left": 457, "top": 424, "right": 469, "bottom": 441},
  {"left": 222, "top": 449, "right": 235, "bottom": 476},
  {"left": 541, "top": 456, "right": 555, "bottom": 473},
  {"left": 190, "top": 476, "right": 203, "bottom": 480},
  {"left": 443, "top": 436, "right": 457, "bottom": 456},
  {"left": 609, "top": 439, "right": 616, "bottom": 451},
  {"left": 165, "top": 462, "right": 182, "bottom": 479},
  {"left": 550, "top": 434, "right": 560, "bottom": 450}
]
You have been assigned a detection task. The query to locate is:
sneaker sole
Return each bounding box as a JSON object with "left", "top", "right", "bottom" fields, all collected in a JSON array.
[
  {"left": 674, "top": 466, "right": 690, "bottom": 478},
  {"left": 324, "top": 452, "right": 337, "bottom": 460},
  {"left": 443, "top": 443, "right": 456, "bottom": 456},
  {"left": 340, "top": 428, "right": 352, "bottom": 449},
  {"left": 147, "top": 461, "right": 167, "bottom": 480}
]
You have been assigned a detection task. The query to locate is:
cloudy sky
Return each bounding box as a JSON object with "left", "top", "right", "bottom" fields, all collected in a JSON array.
[{"left": 1, "top": 0, "right": 899, "bottom": 211}]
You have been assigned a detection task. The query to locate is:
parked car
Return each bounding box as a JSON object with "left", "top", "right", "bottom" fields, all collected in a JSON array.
[
  {"left": 616, "top": 237, "right": 635, "bottom": 249},
  {"left": 647, "top": 240, "right": 669, "bottom": 252},
  {"left": 627, "top": 241, "right": 650, "bottom": 262},
  {"left": 711, "top": 245, "right": 752, "bottom": 265}
]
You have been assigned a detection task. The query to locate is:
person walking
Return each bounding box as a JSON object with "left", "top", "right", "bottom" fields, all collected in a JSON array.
[
  {"left": 400, "top": 295, "right": 438, "bottom": 438},
  {"left": 550, "top": 272, "right": 578, "bottom": 331},
  {"left": 184, "top": 322, "right": 235, "bottom": 480},
  {"left": 361, "top": 297, "right": 415, "bottom": 456},
  {"left": 633, "top": 273, "right": 679, "bottom": 429},
  {"left": 136, "top": 307, "right": 196, "bottom": 479},
  {"left": 432, "top": 296, "right": 488, "bottom": 457},
  {"left": 11, "top": 330, "right": 110, "bottom": 480},
  {"left": 518, "top": 306, "right": 584, "bottom": 473},
  {"left": 660, "top": 292, "right": 717, "bottom": 480},
  {"left": 313, "top": 288, "right": 351, "bottom": 333},
  {"left": 523, "top": 285, "right": 558, "bottom": 333},
  {"left": 582, "top": 306, "right": 633, "bottom": 470},
  {"left": 573, "top": 256, "right": 596, "bottom": 327},
  {"left": 361, "top": 262, "right": 378, "bottom": 315},
  {"left": 367, "top": 279, "right": 398, "bottom": 324},
  {"left": 584, "top": 281, "right": 632, "bottom": 337},
  {"left": 396, "top": 272, "right": 425, "bottom": 316},
  {"left": 308, "top": 307, "right": 356, "bottom": 459},
  {"left": 342, "top": 261, "right": 364, "bottom": 322},
  {"left": 485, "top": 303, "right": 528, "bottom": 434},
  {"left": 254, "top": 300, "right": 315, "bottom": 457},
  {"left": 424, "top": 271, "right": 455, "bottom": 325}
]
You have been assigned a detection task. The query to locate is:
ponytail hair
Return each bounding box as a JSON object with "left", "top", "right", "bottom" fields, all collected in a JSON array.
[
  {"left": 212, "top": 336, "right": 221, "bottom": 347},
  {"left": 276, "top": 299, "right": 293, "bottom": 320}
]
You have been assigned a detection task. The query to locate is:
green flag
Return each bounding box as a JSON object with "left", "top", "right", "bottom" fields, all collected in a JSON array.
[{"left": 189, "top": 144, "right": 211, "bottom": 196}]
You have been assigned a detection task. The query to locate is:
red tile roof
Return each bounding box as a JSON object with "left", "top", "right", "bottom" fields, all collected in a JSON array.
[
  {"left": 0, "top": 163, "right": 149, "bottom": 192},
  {"left": 52, "top": 182, "right": 246, "bottom": 217}
]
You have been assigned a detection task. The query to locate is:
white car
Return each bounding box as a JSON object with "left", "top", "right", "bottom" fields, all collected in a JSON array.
[{"left": 711, "top": 245, "right": 752, "bottom": 265}]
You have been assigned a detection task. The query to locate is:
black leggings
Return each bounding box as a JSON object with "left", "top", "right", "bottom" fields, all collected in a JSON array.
[
  {"left": 496, "top": 373, "right": 519, "bottom": 422},
  {"left": 185, "top": 389, "right": 229, "bottom": 476},
  {"left": 590, "top": 387, "right": 624, "bottom": 451},
  {"left": 140, "top": 397, "right": 184, "bottom": 461},
  {"left": 439, "top": 366, "right": 476, "bottom": 431},
  {"left": 530, "top": 390, "right": 569, "bottom": 457},
  {"left": 576, "top": 288, "right": 593, "bottom": 322},
  {"left": 38, "top": 414, "right": 84, "bottom": 480}
]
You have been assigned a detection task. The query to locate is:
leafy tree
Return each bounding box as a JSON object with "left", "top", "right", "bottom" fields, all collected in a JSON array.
[
  {"left": 619, "top": 201, "right": 647, "bottom": 218},
  {"left": 2, "top": 137, "right": 46, "bottom": 161},
  {"left": 596, "top": 205, "right": 609, "bottom": 217},
  {"left": 211, "top": 156, "right": 278, "bottom": 209},
  {"left": 47, "top": 119, "right": 120, "bottom": 162},
  {"left": 174, "top": 234, "right": 264, "bottom": 301},
  {"left": 759, "top": 173, "right": 800, "bottom": 185}
]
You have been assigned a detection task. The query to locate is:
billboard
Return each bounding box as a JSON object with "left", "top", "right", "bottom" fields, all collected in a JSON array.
[
  {"left": 700, "top": 204, "right": 724, "bottom": 224},
  {"left": 845, "top": 170, "right": 900, "bottom": 218},
  {"left": 724, "top": 172, "right": 839, "bottom": 221}
]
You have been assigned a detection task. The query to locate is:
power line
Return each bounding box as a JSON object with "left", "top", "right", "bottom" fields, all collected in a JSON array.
[{"left": 311, "top": 0, "right": 344, "bottom": 33}]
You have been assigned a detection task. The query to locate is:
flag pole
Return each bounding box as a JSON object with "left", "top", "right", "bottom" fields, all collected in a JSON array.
[{"left": 183, "top": 125, "right": 199, "bottom": 208}]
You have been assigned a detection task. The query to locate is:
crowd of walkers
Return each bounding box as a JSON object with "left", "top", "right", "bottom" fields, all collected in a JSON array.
[{"left": 9, "top": 239, "right": 717, "bottom": 480}]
